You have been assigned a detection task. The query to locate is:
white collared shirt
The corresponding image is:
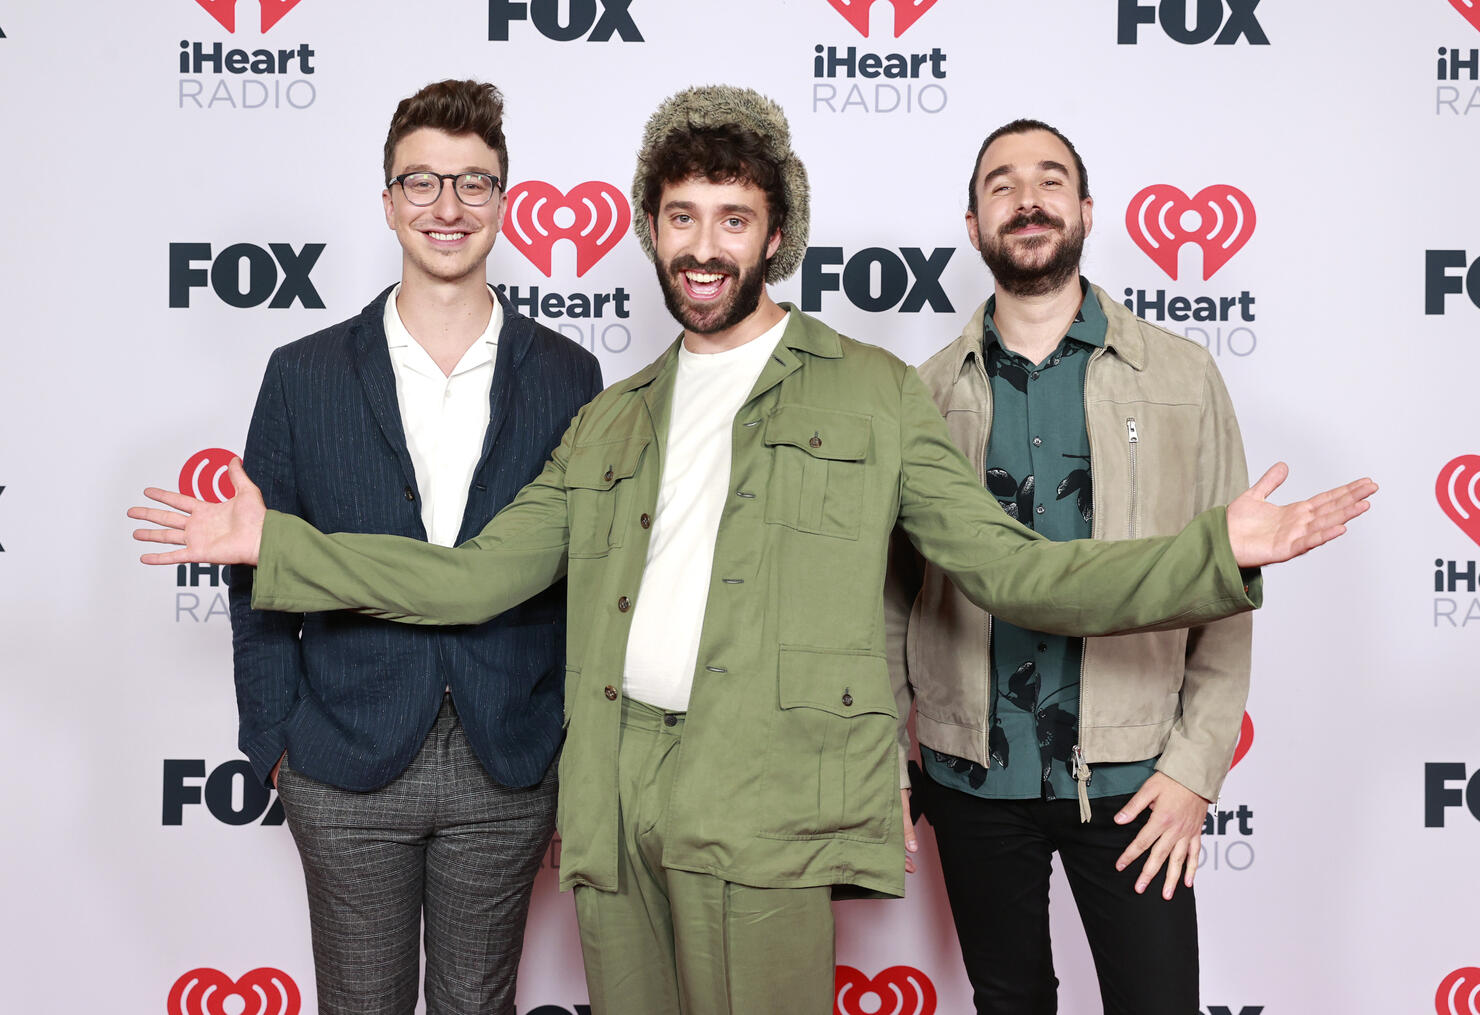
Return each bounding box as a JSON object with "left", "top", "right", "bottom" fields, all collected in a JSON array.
[{"left": 383, "top": 284, "right": 504, "bottom": 547}]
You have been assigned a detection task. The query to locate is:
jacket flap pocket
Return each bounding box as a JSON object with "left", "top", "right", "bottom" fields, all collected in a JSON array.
[
  {"left": 763, "top": 405, "right": 871, "bottom": 461},
  {"left": 778, "top": 647, "right": 896, "bottom": 718},
  {"left": 565, "top": 438, "right": 649, "bottom": 491}
]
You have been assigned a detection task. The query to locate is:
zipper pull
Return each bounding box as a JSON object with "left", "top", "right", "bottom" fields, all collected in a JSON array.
[
  {"left": 1072, "top": 745, "right": 1091, "bottom": 782},
  {"left": 1125, "top": 418, "right": 1138, "bottom": 443}
]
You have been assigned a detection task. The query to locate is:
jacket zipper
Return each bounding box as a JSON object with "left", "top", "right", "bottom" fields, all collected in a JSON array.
[
  {"left": 1073, "top": 349, "right": 1105, "bottom": 821},
  {"left": 1125, "top": 417, "right": 1139, "bottom": 540},
  {"left": 976, "top": 351, "right": 995, "bottom": 768}
]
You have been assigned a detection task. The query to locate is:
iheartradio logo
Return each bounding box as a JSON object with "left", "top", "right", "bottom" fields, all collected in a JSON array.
[
  {"left": 502, "top": 181, "right": 630, "bottom": 278},
  {"left": 825, "top": 0, "right": 941, "bottom": 37},
  {"left": 168, "top": 967, "right": 300, "bottom": 1015},
  {"left": 835, "top": 965, "right": 937, "bottom": 1015},
  {"left": 192, "top": 0, "right": 304, "bottom": 33},
  {"left": 1451, "top": 0, "right": 1480, "bottom": 34},
  {"left": 179, "top": 448, "right": 240, "bottom": 504},
  {"left": 1125, "top": 184, "right": 1255, "bottom": 281},
  {"left": 1438, "top": 455, "right": 1480, "bottom": 547},
  {"left": 1438, "top": 968, "right": 1480, "bottom": 1015},
  {"left": 1230, "top": 711, "right": 1254, "bottom": 771}
]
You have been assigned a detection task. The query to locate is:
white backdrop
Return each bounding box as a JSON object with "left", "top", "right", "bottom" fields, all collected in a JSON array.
[{"left": 2, "top": 1, "right": 1478, "bottom": 1013}]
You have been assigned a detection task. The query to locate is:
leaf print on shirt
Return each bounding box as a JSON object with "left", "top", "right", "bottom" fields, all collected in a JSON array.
[
  {"left": 985, "top": 349, "right": 1030, "bottom": 394},
  {"left": 986, "top": 469, "right": 1036, "bottom": 527},
  {"left": 1056, "top": 454, "right": 1093, "bottom": 523},
  {"left": 989, "top": 717, "right": 1010, "bottom": 769},
  {"left": 1002, "top": 660, "right": 1040, "bottom": 712}
]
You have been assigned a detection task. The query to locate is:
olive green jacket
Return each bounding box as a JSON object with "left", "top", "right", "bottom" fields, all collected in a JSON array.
[{"left": 252, "top": 306, "right": 1259, "bottom": 899}]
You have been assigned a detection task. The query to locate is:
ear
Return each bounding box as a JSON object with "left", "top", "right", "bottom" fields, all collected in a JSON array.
[
  {"left": 492, "top": 189, "right": 508, "bottom": 235},
  {"left": 383, "top": 188, "right": 395, "bottom": 231},
  {"left": 765, "top": 228, "right": 782, "bottom": 261},
  {"left": 1081, "top": 196, "right": 1094, "bottom": 240},
  {"left": 965, "top": 211, "right": 982, "bottom": 253}
]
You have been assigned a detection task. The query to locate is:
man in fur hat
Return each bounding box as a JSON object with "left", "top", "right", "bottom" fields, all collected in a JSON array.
[{"left": 131, "top": 86, "right": 1374, "bottom": 1015}]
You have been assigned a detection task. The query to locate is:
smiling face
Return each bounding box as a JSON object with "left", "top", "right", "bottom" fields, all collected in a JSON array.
[
  {"left": 966, "top": 128, "right": 1093, "bottom": 298},
  {"left": 650, "top": 175, "right": 781, "bottom": 338},
  {"left": 382, "top": 127, "right": 505, "bottom": 288}
]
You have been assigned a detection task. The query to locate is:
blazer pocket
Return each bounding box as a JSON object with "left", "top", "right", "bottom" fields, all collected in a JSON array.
[
  {"left": 763, "top": 405, "right": 871, "bottom": 540},
  {"left": 565, "top": 437, "right": 648, "bottom": 558}
]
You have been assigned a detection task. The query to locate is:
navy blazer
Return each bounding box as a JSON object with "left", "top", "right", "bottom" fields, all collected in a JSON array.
[{"left": 227, "top": 286, "right": 602, "bottom": 791}]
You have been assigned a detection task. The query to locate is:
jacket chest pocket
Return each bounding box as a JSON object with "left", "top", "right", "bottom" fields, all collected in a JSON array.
[
  {"left": 565, "top": 437, "right": 649, "bottom": 558},
  {"left": 763, "top": 405, "right": 872, "bottom": 540}
]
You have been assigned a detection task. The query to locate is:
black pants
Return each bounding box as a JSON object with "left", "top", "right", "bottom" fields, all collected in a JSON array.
[{"left": 923, "top": 779, "right": 1199, "bottom": 1015}]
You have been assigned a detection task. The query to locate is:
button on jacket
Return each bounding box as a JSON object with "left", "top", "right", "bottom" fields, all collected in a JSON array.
[
  {"left": 887, "top": 285, "right": 1252, "bottom": 805},
  {"left": 251, "top": 305, "right": 1259, "bottom": 899}
]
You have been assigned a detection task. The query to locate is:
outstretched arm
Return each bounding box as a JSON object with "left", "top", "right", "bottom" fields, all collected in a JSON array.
[
  {"left": 893, "top": 368, "right": 1376, "bottom": 637},
  {"left": 131, "top": 417, "right": 583, "bottom": 625}
]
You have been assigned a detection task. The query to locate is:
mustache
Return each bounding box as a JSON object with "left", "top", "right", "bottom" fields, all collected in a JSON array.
[
  {"left": 1000, "top": 209, "right": 1065, "bottom": 235},
  {"left": 669, "top": 255, "right": 738, "bottom": 276}
]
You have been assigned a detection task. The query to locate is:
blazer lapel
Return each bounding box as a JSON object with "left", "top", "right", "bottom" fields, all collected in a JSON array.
[{"left": 351, "top": 285, "right": 420, "bottom": 496}]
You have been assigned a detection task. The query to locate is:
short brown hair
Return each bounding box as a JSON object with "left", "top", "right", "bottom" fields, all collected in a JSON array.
[
  {"left": 967, "top": 118, "right": 1090, "bottom": 214},
  {"left": 382, "top": 80, "right": 508, "bottom": 185}
]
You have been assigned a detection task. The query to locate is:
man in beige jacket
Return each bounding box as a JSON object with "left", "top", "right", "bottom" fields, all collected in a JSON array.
[{"left": 888, "top": 119, "right": 1248, "bottom": 1015}]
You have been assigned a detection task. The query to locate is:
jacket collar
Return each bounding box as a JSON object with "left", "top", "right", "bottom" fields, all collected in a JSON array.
[{"left": 944, "top": 282, "right": 1146, "bottom": 383}]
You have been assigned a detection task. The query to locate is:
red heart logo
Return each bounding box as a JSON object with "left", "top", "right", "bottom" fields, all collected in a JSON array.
[
  {"left": 835, "top": 965, "right": 937, "bottom": 1015},
  {"left": 192, "top": 0, "right": 237, "bottom": 32},
  {"left": 824, "top": 0, "right": 941, "bottom": 38},
  {"left": 1125, "top": 184, "right": 1256, "bottom": 281},
  {"left": 1435, "top": 967, "right": 1480, "bottom": 1015},
  {"left": 167, "top": 968, "right": 301, "bottom": 1015},
  {"left": 192, "top": 0, "right": 304, "bottom": 33},
  {"left": 502, "top": 181, "right": 631, "bottom": 278},
  {"left": 1450, "top": 0, "right": 1480, "bottom": 34},
  {"left": 179, "top": 448, "right": 240, "bottom": 504},
  {"left": 1437, "top": 455, "right": 1480, "bottom": 548},
  {"left": 1229, "top": 711, "right": 1254, "bottom": 771},
  {"left": 260, "top": 0, "right": 305, "bottom": 32}
]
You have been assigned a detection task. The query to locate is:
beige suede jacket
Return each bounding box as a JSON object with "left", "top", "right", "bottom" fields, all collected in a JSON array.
[{"left": 886, "top": 284, "right": 1253, "bottom": 816}]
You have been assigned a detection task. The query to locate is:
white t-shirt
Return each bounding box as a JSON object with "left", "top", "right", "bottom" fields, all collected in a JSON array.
[
  {"left": 621, "top": 314, "right": 789, "bottom": 710},
  {"left": 383, "top": 284, "right": 503, "bottom": 547}
]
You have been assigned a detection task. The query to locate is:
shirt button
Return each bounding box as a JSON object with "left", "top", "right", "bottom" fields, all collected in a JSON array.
[
  {"left": 403, "top": 486, "right": 416, "bottom": 502},
  {"left": 1035, "top": 505, "right": 1046, "bottom": 515},
  {"left": 603, "top": 467, "right": 614, "bottom": 482},
  {"left": 640, "top": 513, "right": 651, "bottom": 529},
  {"left": 809, "top": 433, "right": 822, "bottom": 449},
  {"left": 1030, "top": 371, "right": 1040, "bottom": 380},
  {"left": 841, "top": 691, "right": 854, "bottom": 707},
  {"left": 617, "top": 596, "right": 631, "bottom": 612},
  {"left": 1038, "top": 642, "right": 1048, "bottom": 652},
  {"left": 1032, "top": 436, "right": 1043, "bottom": 447},
  {"left": 604, "top": 685, "right": 618, "bottom": 701},
  {"left": 663, "top": 714, "right": 678, "bottom": 727}
]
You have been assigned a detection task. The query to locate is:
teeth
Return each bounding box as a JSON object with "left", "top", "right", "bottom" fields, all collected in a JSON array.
[
  {"left": 685, "top": 271, "right": 724, "bottom": 283},
  {"left": 428, "top": 231, "right": 466, "bottom": 241}
]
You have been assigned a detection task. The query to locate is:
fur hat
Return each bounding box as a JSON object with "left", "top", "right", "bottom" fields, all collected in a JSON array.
[{"left": 631, "top": 84, "right": 810, "bottom": 283}]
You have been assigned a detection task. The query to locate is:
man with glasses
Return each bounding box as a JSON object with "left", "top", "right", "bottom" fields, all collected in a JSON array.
[{"left": 226, "top": 79, "right": 601, "bottom": 1015}]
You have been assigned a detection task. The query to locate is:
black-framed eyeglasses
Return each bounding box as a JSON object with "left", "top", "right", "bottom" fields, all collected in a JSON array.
[{"left": 388, "top": 171, "right": 503, "bottom": 207}]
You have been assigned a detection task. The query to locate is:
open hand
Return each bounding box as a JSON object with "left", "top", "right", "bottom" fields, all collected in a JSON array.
[
  {"left": 1113, "top": 772, "right": 1209, "bottom": 899},
  {"left": 128, "top": 458, "right": 265, "bottom": 566},
  {"left": 1226, "top": 463, "right": 1377, "bottom": 568}
]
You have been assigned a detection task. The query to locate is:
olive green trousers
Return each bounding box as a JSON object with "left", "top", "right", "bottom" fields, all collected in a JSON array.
[{"left": 574, "top": 697, "right": 835, "bottom": 1015}]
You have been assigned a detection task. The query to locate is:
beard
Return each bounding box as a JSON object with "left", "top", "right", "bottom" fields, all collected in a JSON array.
[
  {"left": 656, "top": 251, "right": 768, "bottom": 335},
  {"left": 977, "top": 208, "right": 1084, "bottom": 298}
]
